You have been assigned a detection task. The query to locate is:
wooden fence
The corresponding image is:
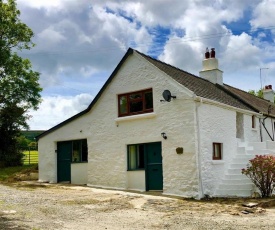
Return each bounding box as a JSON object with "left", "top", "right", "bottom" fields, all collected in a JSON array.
[{"left": 23, "top": 148, "right": 38, "bottom": 165}]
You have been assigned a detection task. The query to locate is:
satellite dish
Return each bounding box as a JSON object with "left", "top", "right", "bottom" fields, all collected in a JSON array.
[{"left": 162, "top": 90, "right": 176, "bottom": 102}]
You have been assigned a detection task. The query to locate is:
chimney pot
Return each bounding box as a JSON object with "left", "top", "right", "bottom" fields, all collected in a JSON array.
[
  {"left": 199, "top": 47, "right": 223, "bottom": 85},
  {"left": 205, "top": 47, "right": 210, "bottom": 59},
  {"left": 265, "top": 85, "right": 272, "bottom": 90},
  {"left": 263, "top": 84, "right": 274, "bottom": 102},
  {"left": 210, "top": 48, "right": 215, "bottom": 58}
]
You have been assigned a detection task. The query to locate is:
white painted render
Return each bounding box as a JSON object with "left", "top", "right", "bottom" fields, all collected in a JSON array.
[
  {"left": 199, "top": 58, "right": 223, "bottom": 85},
  {"left": 38, "top": 49, "right": 275, "bottom": 198},
  {"left": 86, "top": 52, "right": 199, "bottom": 197},
  {"left": 197, "top": 103, "right": 236, "bottom": 196},
  {"left": 263, "top": 88, "right": 274, "bottom": 102},
  {"left": 38, "top": 51, "right": 200, "bottom": 198},
  {"left": 38, "top": 113, "right": 91, "bottom": 183},
  {"left": 71, "top": 163, "right": 88, "bottom": 184},
  {"left": 196, "top": 100, "right": 266, "bottom": 197},
  {"left": 127, "top": 170, "right": 145, "bottom": 191}
]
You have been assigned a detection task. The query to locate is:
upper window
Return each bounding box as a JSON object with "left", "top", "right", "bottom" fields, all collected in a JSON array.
[
  {"left": 213, "top": 142, "right": 222, "bottom": 160},
  {"left": 72, "top": 139, "right": 88, "bottom": 163},
  {"left": 118, "top": 89, "right": 153, "bottom": 117}
]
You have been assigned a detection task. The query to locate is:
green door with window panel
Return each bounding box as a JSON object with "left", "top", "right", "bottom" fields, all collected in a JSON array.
[
  {"left": 57, "top": 141, "right": 72, "bottom": 182},
  {"left": 145, "top": 142, "right": 163, "bottom": 190}
]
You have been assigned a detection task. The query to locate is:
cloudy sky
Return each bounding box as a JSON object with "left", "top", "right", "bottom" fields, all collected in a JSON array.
[{"left": 15, "top": 0, "right": 275, "bottom": 130}]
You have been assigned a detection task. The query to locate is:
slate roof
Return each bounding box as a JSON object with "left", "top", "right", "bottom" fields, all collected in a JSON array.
[
  {"left": 137, "top": 50, "right": 275, "bottom": 117},
  {"left": 224, "top": 84, "right": 275, "bottom": 117},
  {"left": 37, "top": 48, "right": 275, "bottom": 139}
]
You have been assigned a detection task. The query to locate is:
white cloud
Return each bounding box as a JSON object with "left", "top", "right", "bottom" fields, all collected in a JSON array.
[
  {"left": 12, "top": 0, "right": 275, "bottom": 129},
  {"left": 28, "top": 94, "right": 93, "bottom": 130},
  {"left": 250, "top": 0, "right": 275, "bottom": 28},
  {"left": 221, "top": 33, "right": 261, "bottom": 72},
  {"left": 37, "top": 27, "right": 66, "bottom": 45}
]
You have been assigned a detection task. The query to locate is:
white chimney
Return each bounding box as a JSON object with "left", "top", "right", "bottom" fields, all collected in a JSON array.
[
  {"left": 199, "top": 48, "right": 223, "bottom": 85},
  {"left": 263, "top": 85, "right": 274, "bottom": 103}
]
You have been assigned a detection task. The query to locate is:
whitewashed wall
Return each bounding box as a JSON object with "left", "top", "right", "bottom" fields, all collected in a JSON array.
[
  {"left": 86, "top": 52, "right": 199, "bottom": 197},
  {"left": 197, "top": 103, "right": 237, "bottom": 196},
  {"left": 39, "top": 51, "right": 200, "bottom": 198},
  {"left": 127, "top": 171, "right": 145, "bottom": 191},
  {"left": 243, "top": 114, "right": 260, "bottom": 142},
  {"left": 71, "top": 163, "right": 88, "bottom": 184},
  {"left": 38, "top": 113, "right": 91, "bottom": 183}
]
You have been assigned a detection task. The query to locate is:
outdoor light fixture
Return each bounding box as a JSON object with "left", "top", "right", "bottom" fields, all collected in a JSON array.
[{"left": 161, "top": 132, "right": 167, "bottom": 139}]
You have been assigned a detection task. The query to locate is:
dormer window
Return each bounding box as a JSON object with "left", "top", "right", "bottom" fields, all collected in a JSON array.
[{"left": 118, "top": 88, "right": 153, "bottom": 117}]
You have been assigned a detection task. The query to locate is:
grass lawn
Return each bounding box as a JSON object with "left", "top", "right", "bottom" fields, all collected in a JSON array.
[
  {"left": 0, "top": 164, "right": 38, "bottom": 182},
  {"left": 23, "top": 150, "right": 38, "bottom": 165}
]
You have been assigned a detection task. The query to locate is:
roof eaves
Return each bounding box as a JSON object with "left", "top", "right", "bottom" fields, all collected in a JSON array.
[
  {"left": 224, "top": 84, "right": 275, "bottom": 118},
  {"left": 216, "top": 84, "right": 259, "bottom": 113},
  {"left": 36, "top": 48, "right": 134, "bottom": 140}
]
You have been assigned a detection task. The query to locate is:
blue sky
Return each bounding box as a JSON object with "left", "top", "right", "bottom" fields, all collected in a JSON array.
[{"left": 15, "top": 0, "right": 275, "bottom": 130}]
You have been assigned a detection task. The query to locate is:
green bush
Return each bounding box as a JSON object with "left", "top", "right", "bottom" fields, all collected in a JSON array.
[{"left": 242, "top": 155, "right": 275, "bottom": 197}]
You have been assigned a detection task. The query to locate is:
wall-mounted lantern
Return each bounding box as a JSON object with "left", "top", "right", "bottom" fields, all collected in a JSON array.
[{"left": 161, "top": 132, "right": 167, "bottom": 140}]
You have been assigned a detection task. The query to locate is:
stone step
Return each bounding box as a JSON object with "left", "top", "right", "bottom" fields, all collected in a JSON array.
[
  {"left": 218, "top": 183, "right": 253, "bottom": 190},
  {"left": 236, "top": 146, "right": 254, "bottom": 154},
  {"left": 224, "top": 174, "right": 248, "bottom": 180},
  {"left": 246, "top": 149, "right": 275, "bottom": 155},
  {"left": 227, "top": 168, "right": 244, "bottom": 174},
  {"left": 229, "top": 163, "right": 248, "bottom": 169},
  {"left": 233, "top": 154, "right": 255, "bottom": 158},
  {"left": 248, "top": 142, "right": 266, "bottom": 150},
  {"left": 237, "top": 147, "right": 246, "bottom": 155},
  {"left": 237, "top": 142, "right": 253, "bottom": 149},
  {"left": 231, "top": 157, "right": 253, "bottom": 164},
  {"left": 221, "top": 178, "right": 251, "bottom": 185},
  {"left": 215, "top": 189, "right": 251, "bottom": 197}
]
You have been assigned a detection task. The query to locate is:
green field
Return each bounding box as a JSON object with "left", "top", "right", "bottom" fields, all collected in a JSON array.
[{"left": 23, "top": 150, "right": 38, "bottom": 165}]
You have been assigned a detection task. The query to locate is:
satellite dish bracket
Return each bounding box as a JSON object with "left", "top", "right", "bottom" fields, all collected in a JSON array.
[{"left": 162, "top": 90, "right": 176, "bottom": 102}]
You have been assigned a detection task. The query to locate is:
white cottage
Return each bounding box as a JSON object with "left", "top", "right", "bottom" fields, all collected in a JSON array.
[{"left": 37, "top": 48, "right": 275, "bottom": 198}]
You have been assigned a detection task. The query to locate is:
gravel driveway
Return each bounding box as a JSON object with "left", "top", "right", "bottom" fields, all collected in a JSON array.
[{"left": 1, "top": 182, "right": 275, "bottom": 230}]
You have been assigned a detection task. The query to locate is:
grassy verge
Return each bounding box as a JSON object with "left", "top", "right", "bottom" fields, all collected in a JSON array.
[{"left": 0, "top": 164, "right": 38, "bottom": 182}]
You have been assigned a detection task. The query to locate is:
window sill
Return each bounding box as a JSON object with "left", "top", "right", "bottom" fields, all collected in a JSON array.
[
  {"left": 251, "top": 128, "right": 257, "bottom": 131},
  {"left": 115, "top": 112, "right": 156, "bottom": 124},
  {"left": 211, "top": 160, "right": 224, "bottom": 165}
]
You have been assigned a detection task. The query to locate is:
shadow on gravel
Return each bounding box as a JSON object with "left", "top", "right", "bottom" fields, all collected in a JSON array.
[{"left": 0, "top": 215, "right": 27, "bottom": 230}]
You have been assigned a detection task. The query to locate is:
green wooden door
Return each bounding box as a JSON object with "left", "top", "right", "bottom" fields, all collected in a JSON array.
[
  {"left": 57, "top": 141, "right": 72, "bottom": 182},
  {"left": 145, "top": 142, "right": 163, "bottom": 190}
]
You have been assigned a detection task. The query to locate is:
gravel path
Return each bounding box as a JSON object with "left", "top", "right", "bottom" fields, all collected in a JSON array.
[{"left": 1, "top": 182, "right": 275, "bottom": 229}]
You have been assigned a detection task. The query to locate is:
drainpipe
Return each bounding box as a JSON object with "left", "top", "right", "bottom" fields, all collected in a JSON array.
[
  {"left": 272, "top": 118, "right": 274, "bottom": 140},
  {"left": 195, "top": 98, "right": 204, "bottom": 199},
  {"left": 261, "top": 116, "right": 274, "bottom": 141},
  {"left": 259, "top": 118, "right": 263, "bottom": 142}
]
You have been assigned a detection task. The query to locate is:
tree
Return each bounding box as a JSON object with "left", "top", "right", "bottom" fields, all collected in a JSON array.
[
  {"left": 17, "top": 135, "right": 31, "bottom": 150},
  {"left": 248, "top": 89, "right": 263, "bottom": 99},
  {"left": 0, "top": 0, "right": 42, "bottom": 166},
  {"left": 248, "top": 88, "right": 275, "bottom": 103},
  {"left": 242, "top": 155, "right": 275, "bottom": 197}
]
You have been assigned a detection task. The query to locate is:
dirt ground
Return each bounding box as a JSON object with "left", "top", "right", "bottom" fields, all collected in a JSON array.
[{"left": 1, "top": 182, "right": 275, "bottom": 230}]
